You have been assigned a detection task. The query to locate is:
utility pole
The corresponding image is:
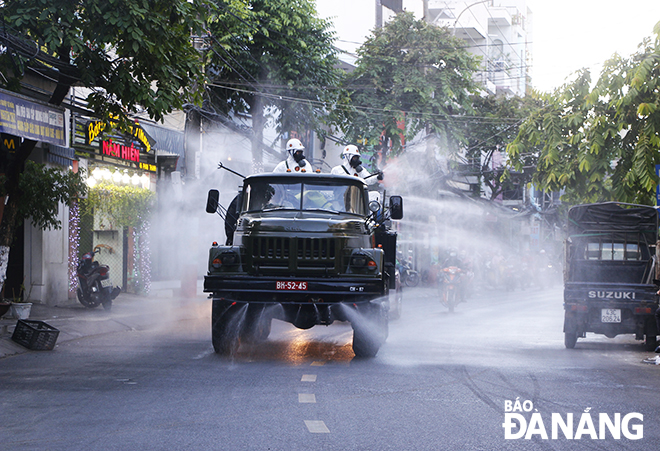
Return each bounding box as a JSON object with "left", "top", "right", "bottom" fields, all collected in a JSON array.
[{"left": 376, "top": 0, "right": 383, "bottom": 28}]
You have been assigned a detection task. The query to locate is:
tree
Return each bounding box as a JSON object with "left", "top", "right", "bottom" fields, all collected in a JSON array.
[
  {"left": 0, "top": 0, "right": 210, "bottom": 292},
  {"left": 333, "top": 12, "right": 480, "bottom": 163},
  {"left": 0, "top": 162, "right": 86, "bottom": 294},
  {"left": 507, "top": 22, "right": 660, "bottom": 205},
  {"left": 465, "top": 94, "right": 543, "bottom": 200},
  {"left": 205, "top": 0, "right": 340, "bottom": 171}
]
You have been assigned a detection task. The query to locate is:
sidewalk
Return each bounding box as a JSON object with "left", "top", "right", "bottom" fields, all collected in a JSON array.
[{"left": 0, "top": 280, "right": 210, "bottom": 359}]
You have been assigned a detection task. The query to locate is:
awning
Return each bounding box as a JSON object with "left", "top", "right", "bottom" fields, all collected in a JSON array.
[{"left": 48, "top": 144, "right": 76, "bottom": 167}]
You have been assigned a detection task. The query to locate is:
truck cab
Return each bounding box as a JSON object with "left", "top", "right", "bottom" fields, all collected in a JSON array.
[{"left": 204, "top": 172, "right": 403, "bottom": 357}]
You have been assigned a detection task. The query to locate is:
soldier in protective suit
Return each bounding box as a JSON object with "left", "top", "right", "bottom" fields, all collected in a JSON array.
[
  {"left": 331, "top": 145, "right": 382, "bottom": 185},
  {"left": 273, "top": 138, "right": 312, "bottom": 173}
]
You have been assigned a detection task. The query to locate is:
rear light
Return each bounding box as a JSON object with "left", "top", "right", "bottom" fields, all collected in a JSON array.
[
  {"left": 367, "top": 260, "right": 377, "bottom": 270},
  {"left": 635, "top": 307, "right": 652, "bottom": 314},
  {"left": 568, "top": 304, "right": 588, "bottom": 312},
  {"left": 212, "top": 258, "right": 221, "bottom": 269},
  {"left": 99, "top": 267, "right": 108, "bottom": 276}
]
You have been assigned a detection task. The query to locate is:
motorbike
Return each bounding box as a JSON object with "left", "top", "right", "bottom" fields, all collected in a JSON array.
[
  {"left": 76, "top": 248, "right": 121, "bottom": 310},
  {"left": 439, "top": 266, "right": 465, "bottom": 312},
  {"left": 398, "top": 259, "right": 420, "bottom": 287}
]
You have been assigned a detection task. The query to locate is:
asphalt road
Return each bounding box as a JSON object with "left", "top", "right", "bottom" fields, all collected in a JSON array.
[{"left": 1, "top": 285, "right": 660, "bottom": 450}]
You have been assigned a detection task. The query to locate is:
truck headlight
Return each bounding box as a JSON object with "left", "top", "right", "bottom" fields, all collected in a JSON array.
[
  {"left": 350, "top": 253, "right": 377, "bottom": 271},
  {"left": 220, "top": 251, "right": 238, "bottom": 266}
]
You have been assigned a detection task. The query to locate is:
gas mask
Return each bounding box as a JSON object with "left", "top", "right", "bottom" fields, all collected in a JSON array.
[
  {"left": 293, "top": 150, "right": 306, "bottom": 166},
  {"left": 349, "top": 155, "right": 362, "bottom": 172}
]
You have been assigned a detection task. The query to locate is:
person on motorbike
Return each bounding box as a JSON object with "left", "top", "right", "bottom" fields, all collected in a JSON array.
[
  {"left": 441, "top": 249, "right": 468, "bottom": 301},
  {"left": 273, "top": 138, "right": 312, "bottom": 173},
  {"left": 331, "top": 145, "right": 382, "bottom": 185},
  {"left": 442, "top": 250, "right": 464, "bottom": 269}
]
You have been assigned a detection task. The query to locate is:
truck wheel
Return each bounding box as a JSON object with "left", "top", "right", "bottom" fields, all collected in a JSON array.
[
  {"left": 212, "top": 300, "right": 242, "bottom": 355},
  {"left": 241, "top": 305, "right": 272, "bottom": 343},
  {"left": 352, "top": 304, "right": 388, "bottom": 358},
  {"left": 564, "top": 331, "right": 578, "bottom": 349}
]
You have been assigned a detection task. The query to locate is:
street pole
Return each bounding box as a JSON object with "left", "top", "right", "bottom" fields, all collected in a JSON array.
[{"left": 376, "top": 0, "right": 382, "bottom": 28}]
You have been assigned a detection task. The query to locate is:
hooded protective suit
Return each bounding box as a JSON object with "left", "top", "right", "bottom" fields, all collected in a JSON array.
[
  {"left": 330, "top": 145, "right": 380, "bottom": 185},
  {"left": 273, "top": 138, "right": 312, "bottom": 173}
]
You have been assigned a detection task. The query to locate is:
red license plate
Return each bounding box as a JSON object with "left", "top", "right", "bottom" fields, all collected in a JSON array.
[{"left": 276, "top": 281, "right": 308, "bottom": 291}]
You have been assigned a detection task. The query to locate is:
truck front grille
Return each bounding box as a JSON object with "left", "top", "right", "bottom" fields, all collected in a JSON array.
[{"left": 251, "top": 237, "right": 337, "bottom": 273}]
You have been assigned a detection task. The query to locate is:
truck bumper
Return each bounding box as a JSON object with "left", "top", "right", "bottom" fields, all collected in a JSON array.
[
  {"left": 564, "top": 283, "right": 658, "bottom": 338},
  {"left": 204, "top": 274, "right": 386, "bottom": 304}
]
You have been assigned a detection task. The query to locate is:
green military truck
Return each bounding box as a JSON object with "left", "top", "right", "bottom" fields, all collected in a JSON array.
[{"left": 204, "top": 172, "right": 403, "bottom": 357}]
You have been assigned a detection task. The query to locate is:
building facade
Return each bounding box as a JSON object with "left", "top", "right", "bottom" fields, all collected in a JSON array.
[{"left": 427, "top": 0, "right": 533, "bottom": 96}]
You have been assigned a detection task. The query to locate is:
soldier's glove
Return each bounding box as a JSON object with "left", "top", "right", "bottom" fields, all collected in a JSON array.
[{"left": 377, "top": 171, "right": 384, "bottom": 181}]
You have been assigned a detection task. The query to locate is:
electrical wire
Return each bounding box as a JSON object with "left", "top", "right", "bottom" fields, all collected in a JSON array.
[{"left": 208, "top": 81, "right": 527, "bottom": 124}]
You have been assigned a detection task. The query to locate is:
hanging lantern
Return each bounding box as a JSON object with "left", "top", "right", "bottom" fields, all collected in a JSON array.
[
  {"left": 111, "top": 170, "right": 121, "bottom": 184},
  {"left": 140, "top": 173, "right": 150, "bottom": 190}
]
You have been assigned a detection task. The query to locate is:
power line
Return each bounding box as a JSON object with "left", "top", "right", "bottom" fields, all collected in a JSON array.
[{"left": 207, "top": 81, "right": 526, "bottom": 124}]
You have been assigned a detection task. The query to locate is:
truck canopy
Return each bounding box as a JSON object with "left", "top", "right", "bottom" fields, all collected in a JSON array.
[{"left": 568, "top": 202, "right": 658, "bottom": 242}]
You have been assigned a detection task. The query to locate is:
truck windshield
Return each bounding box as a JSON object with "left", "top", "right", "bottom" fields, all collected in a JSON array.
[{"left": 243, "top": 181, "right": 367, "bottom": 215}]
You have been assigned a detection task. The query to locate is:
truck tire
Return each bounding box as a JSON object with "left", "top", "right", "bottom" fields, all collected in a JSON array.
[
  {"left": 212, "top": 300, "right": 242, "bottom": 355},
  {"left": 645, "top": 334, "right": 658, "bottom": 351},
  {"left": 352, "top": 304, "right": 388, "bottom": 358},
  {"left": 564, "top": 331, "right": 578, "bottom": 349},
  {"left": 241, "top": 305, "right": 272, "bottom": 343}
]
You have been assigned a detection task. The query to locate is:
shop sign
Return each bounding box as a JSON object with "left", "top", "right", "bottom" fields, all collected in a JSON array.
[
  {"left": 102, "top": 139, "right": 140, "bottom": 162},
  {"left": 0, "top": 88, "right": 66, "bottom": 146},
  {"left": 1, "top": 133, "right": 19, "bottom": 153},
  {"left": 86, "top": 118, "right": 154, "bottom": 153}
]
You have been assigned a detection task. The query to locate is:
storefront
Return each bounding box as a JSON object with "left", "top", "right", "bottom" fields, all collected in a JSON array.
[
  {"left": 70, "top": 115, "right": 161, "bottom": 297},
  {"left": 0, "top": 88, "right": 73, "bottom": 305}
]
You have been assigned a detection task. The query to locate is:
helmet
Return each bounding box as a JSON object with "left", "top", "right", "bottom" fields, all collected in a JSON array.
[
  {"left": 286, "top": 138, "right": 306, "bottom": 165},
  {"left": 286, "top": 138, "right": 305, "bottom": 152},
  {"left": 342, "top": 145, "right": 360, "bottom": 159},
  {"left": 342, "top": 145, "right": 362, "bottom": 169}
]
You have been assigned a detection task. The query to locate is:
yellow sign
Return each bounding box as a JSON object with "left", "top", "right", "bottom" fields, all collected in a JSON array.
[{"left": 86, "top": 118, "right": 154, "bottom": 153}]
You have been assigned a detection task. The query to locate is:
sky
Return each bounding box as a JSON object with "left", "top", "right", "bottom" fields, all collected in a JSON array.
[{"left": 316, "top": 0, "right": 660, "bottom": 93}]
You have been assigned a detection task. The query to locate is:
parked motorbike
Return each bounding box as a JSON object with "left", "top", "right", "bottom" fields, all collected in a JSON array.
[
  {"left": 398, "top": 259, "right": 420, "bottom": 287},
  {"left": 76, "top": 249, "right": 121, "bottom": 310},
  {"left": 439, "top": 266, "right": 465, "bottom": 312}
]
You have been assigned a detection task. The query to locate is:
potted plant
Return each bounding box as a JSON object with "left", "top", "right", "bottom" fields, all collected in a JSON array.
[{"left": 6, "top": 280, "right": 33, "bottom": 320}]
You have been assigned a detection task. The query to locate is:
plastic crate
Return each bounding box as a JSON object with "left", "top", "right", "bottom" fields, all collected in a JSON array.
[{"left": 11, "top": 320, "right": 60, "bottom": 350}]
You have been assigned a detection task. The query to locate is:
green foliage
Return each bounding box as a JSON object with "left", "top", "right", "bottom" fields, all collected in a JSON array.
[
  {"left": 2, "top": 0, "right": 209, "bottom": 122},
  {"left": 507, "top": 22, "right": 660, "bottom": 206},
  {"left": 207, "top": 0, "right": 340, "bottom": 131},
  {"left": 333, "top": 12, "right": 480, "bottom": 157},
  {"left": 466, "top": 94, "right": 544, "bottom": 199},
  {"left": 206, "top": 0, "right": 341, "bottom": 147},
  {"left": 17, "top": 161, "right": 87, "bottom": 231},
  {"left": 83, "top": 183, "right": 156, "bottom": 229}
]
